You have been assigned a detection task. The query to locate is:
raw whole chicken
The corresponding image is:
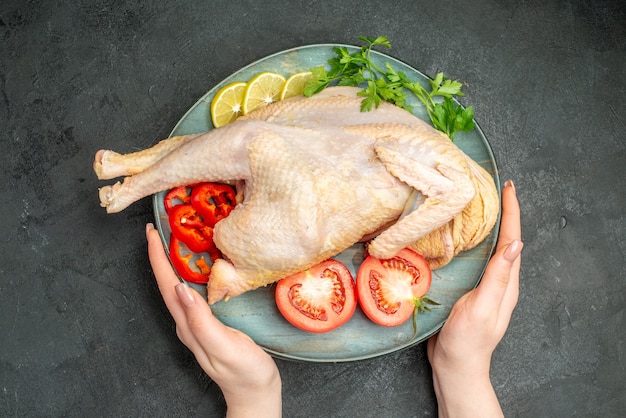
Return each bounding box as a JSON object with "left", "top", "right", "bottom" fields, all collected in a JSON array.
[{"left": 94, "top": 87, "right": 499, "bottom": 303}]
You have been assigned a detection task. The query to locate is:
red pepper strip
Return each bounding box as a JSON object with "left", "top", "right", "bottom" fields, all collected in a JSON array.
[
  {"left": 169, "top": 236, "right": 210, "bottom": 284},
  {"left": 168, "top": 204, "right": 216, "bottom": 253},
  {"left": 191, "top": 183, "right": 237, "bottom": 227},
  {"left": 164, "top": 185, "right": 192, "bottom": 213}
]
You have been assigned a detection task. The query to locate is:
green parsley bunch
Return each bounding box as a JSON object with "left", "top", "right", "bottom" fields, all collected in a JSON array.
[{"left": 303, "top": 36, "right": 476, "bottom": 141}]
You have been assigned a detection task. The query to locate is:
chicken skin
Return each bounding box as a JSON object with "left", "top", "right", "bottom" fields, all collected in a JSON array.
[{"left": 94, "top": 87, "right": 499, "bottom": 303}]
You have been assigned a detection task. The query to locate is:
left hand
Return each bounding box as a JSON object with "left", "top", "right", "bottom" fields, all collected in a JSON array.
[{"left": 146, "top": 224, "right": 282, "bottom": 418}]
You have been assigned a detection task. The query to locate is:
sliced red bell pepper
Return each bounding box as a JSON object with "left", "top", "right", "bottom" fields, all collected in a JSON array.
[
  {"left": 164, "top": 185, "right": 193, "bottom": 213},
  {"left": 168, "top": 204, "right": 216, "bottom": 253},
  {"left": 190, "top": 183, "right": 236, "bottom": 227},
  {"left": 164, "top": 182, "right": 237, "bottom": 284},
  {"left": 169, "top": 236, "right": 211, "bottom": 284}
]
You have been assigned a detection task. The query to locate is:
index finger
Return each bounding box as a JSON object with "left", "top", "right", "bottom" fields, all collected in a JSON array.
[
  {"left": 146, "top": 223, "right": 187, "bottom": 321},
  {"left": 470, "top": 180, "right": 522, "bottom": 311},
  {"left": 497, "top": 180, "right": 522, "bottom": 249}
]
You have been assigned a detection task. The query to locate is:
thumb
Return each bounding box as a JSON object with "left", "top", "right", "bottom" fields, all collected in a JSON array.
[{"left": 174, "top": 283, "right": 239, "bottom": 357}]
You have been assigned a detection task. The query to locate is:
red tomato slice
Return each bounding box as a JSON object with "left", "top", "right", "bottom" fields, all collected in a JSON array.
[
  {"left": 357, "top": 248, "right": 432, "bottom": 327},
  {"left": 275, "top": 259, "right": 357, "bottom": 333}
]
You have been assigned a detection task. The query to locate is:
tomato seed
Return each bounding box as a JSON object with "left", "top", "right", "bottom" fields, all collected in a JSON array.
[
  {"left": 368, "top": 271, "right": 400, "bottom": 314},
  {"left": 288, "top": 284, "right": 328, "bottom": 321}
]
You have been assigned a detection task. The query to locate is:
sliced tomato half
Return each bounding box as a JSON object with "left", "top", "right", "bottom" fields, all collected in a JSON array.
[
  {"left": 356, "top": 248, "right": 432, "bottom": 327},
  {"left": 275, "top": 259, "right": 357, "bottom": 333}
]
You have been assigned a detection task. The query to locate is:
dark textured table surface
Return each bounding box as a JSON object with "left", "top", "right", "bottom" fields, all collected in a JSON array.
[{"left": 1, "top": 1, "right": 625, "bottom": 416}]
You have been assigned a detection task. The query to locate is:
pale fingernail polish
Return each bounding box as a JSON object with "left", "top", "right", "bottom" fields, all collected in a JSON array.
[
  {"left": 146, "top": 223, "right": 154, "bottom": 237},
  {"left": 504, "top": 239, "right": 523, "bottom": 261},
  {"left": 504, "top": 179, "right": 516, "bottom": 192},
  {"left": 175, "top": 282, "right": 195, "bottom": 307}
]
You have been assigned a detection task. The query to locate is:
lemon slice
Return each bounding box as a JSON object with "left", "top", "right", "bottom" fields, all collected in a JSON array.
[
  {"left": 280, "top": 71, "right": 313, "bottom": 100},
  {"left": 210, "top": 81, "right": 247, "bottom": 128},
  {"left": 242, "top": 72, "right": 286, "bottom": 114}
]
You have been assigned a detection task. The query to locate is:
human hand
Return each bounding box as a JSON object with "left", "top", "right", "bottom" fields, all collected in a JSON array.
[
  {"left": 146, "top": 224, "right": 282, "bottom": 418},
  {"left": 427, "top": 179, "right": 522, "bottom": 417}
]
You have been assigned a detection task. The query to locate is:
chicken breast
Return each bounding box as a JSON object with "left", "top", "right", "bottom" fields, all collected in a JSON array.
[{"left": 94, "top": 87, "right": 498, "bottom": 303}]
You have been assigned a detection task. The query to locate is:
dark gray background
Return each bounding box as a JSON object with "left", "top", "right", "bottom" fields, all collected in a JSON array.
[{"left": 1, "top": 0, "right": 624, "bottom": 416}]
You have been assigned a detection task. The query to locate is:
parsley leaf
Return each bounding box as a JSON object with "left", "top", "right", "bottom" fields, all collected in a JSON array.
[
  {"left": 431, "top": 98, "right": 476, "bottom": 141},
  {"left": 304, "top": 36, "right": 476, "bottom": 141}
]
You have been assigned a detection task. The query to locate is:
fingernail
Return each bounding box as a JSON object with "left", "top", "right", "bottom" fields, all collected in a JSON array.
[
  {"left": 146, "top": 223, "right": 154, "bottom": 238},
  {"left": 504, "top": 239, "right": 523, "bottom": 261},
  {"left": 504, "top": 179, "right": 516, "bottom": 193},
  {"left": 176, "top": 283, "right": 196, "bottom": 307}
]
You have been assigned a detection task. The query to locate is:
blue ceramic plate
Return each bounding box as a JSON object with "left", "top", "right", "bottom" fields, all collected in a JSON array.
[{"left": 153, "top": 44, "right": 500, "bottom": 362}]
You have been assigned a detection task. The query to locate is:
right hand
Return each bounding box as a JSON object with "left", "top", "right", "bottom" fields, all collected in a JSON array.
[{"left": 427, "top": 179, "right": 522, "bottom": 417}]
